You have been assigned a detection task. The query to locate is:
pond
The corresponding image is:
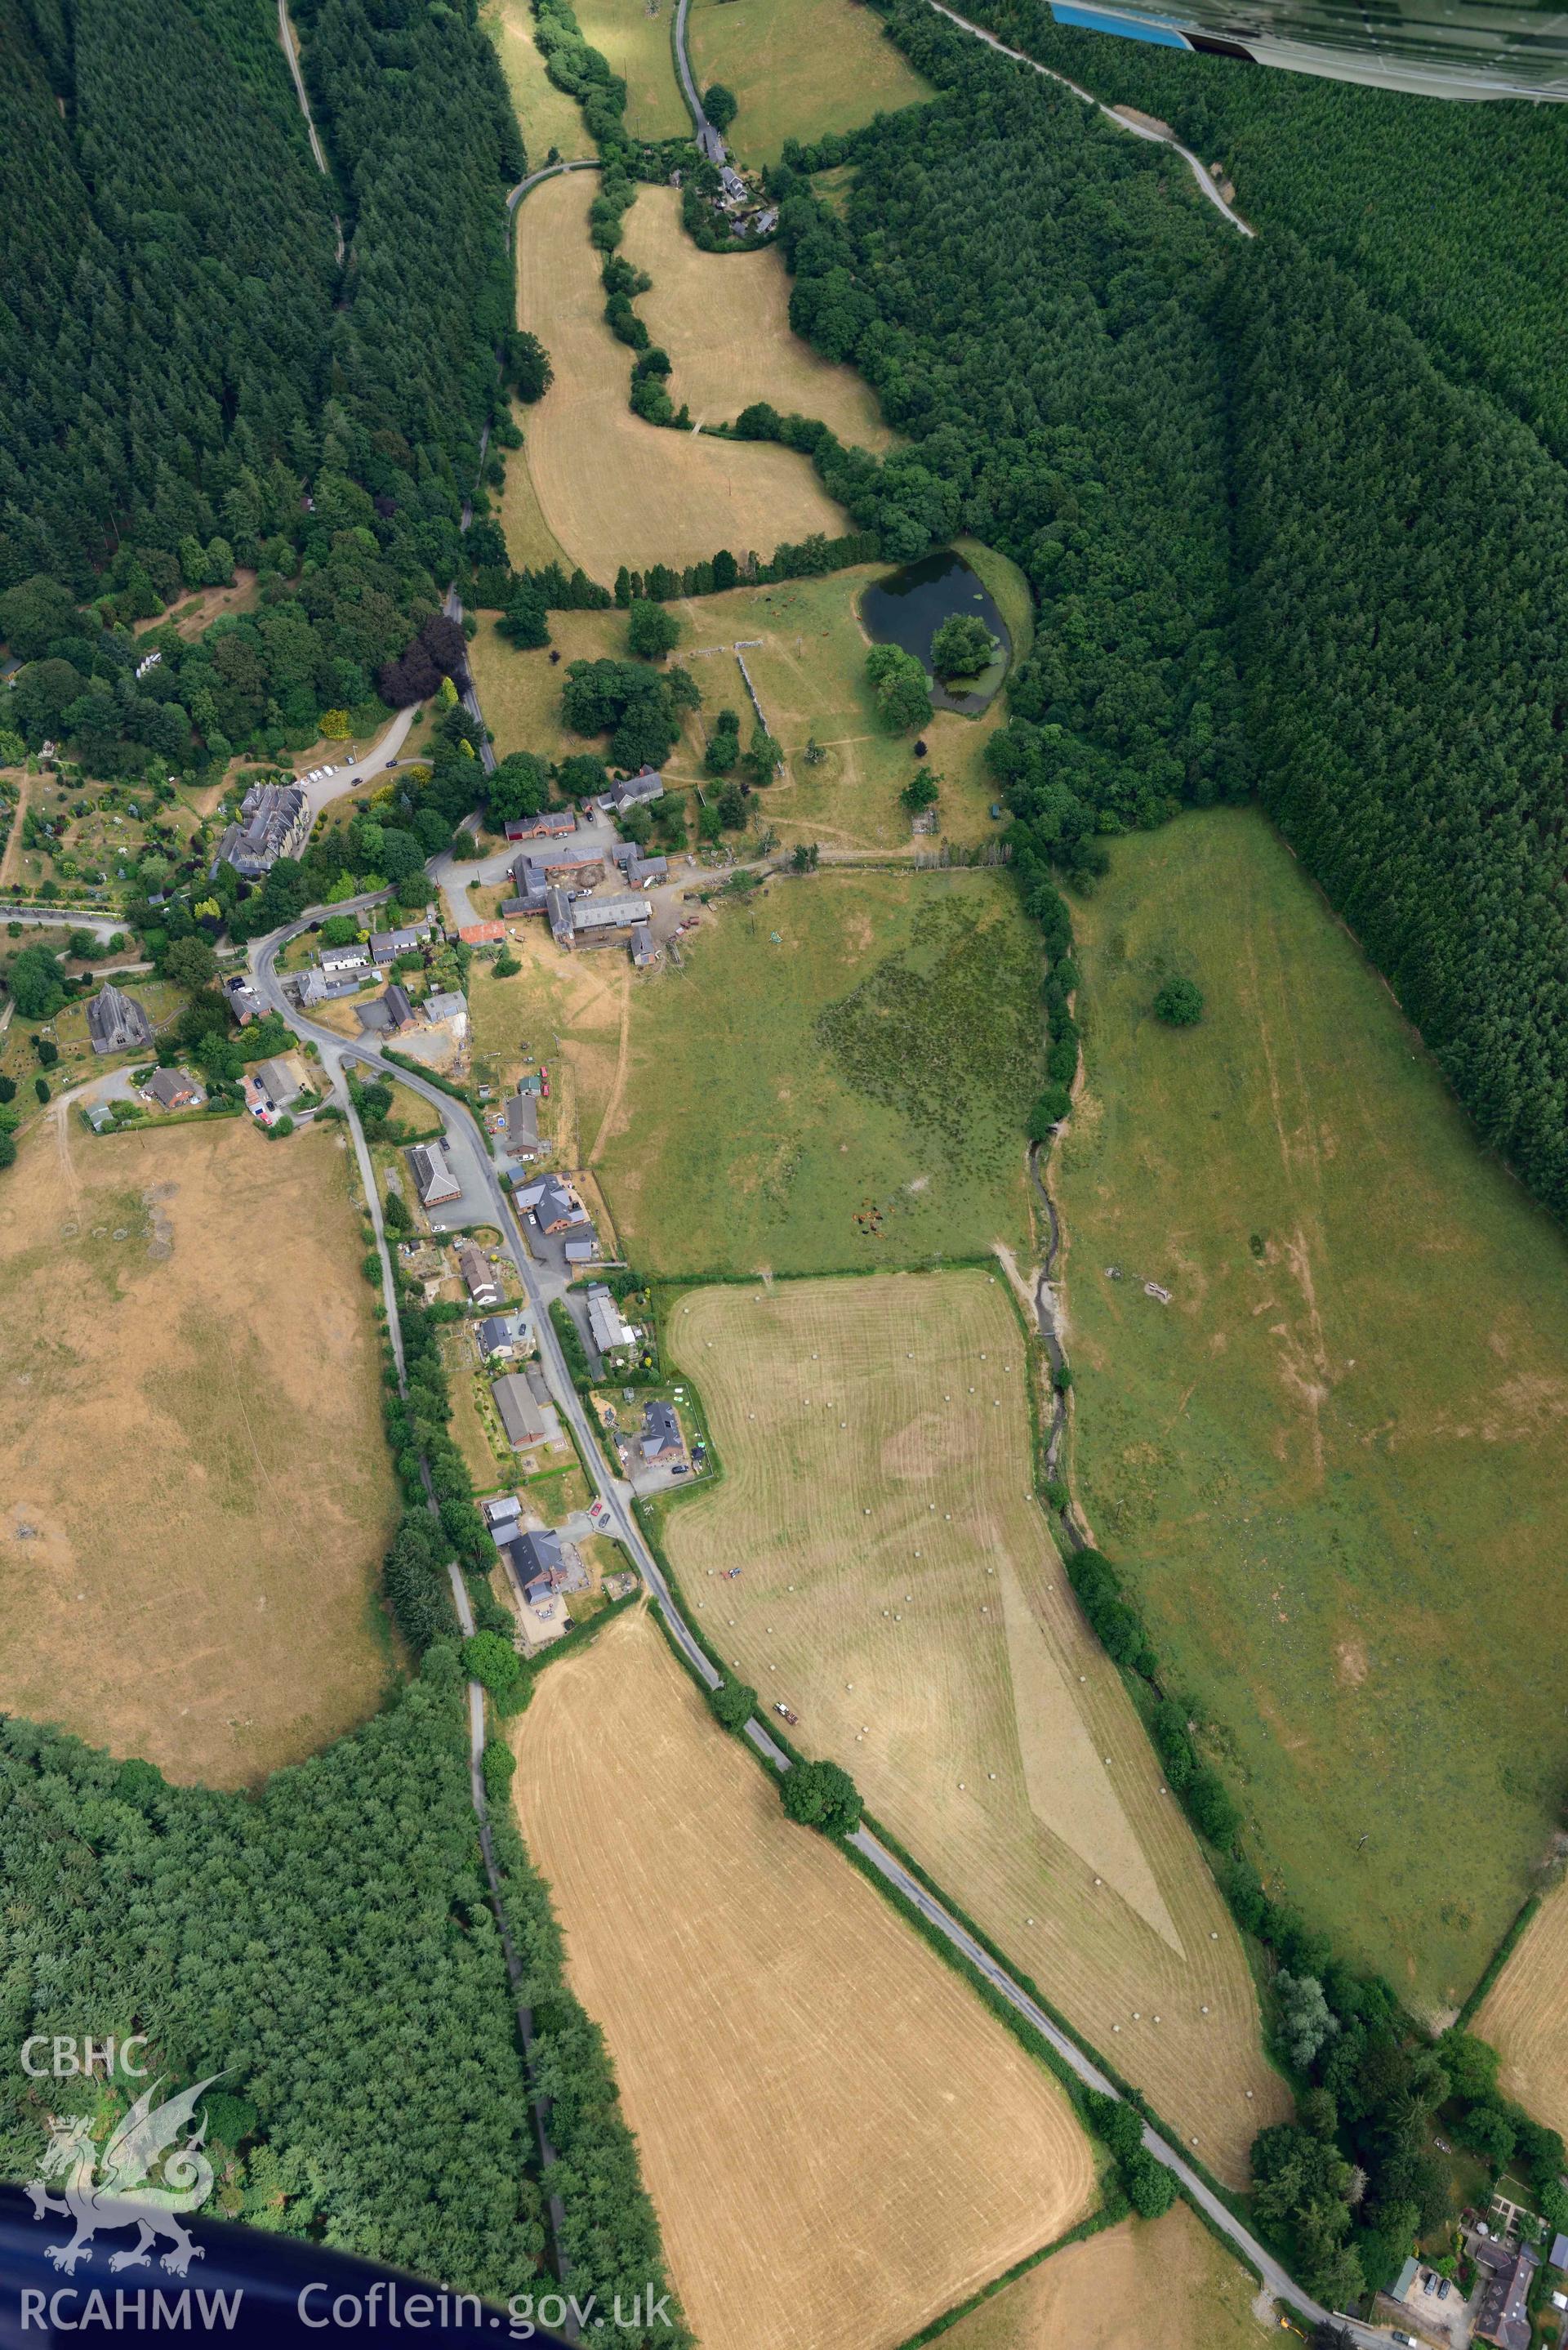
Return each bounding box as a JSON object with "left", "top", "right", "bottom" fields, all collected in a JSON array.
[{"left": 858, "top": 547, "right": 1012, "bottom": 716}]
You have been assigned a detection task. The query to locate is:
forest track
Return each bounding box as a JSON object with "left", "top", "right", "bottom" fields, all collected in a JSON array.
[
  {"left": 278, "top": 0, "right": 346, "bottom": 264},
  {"left": 924, "top": 0, "right": 1255, "bottom": 236}
]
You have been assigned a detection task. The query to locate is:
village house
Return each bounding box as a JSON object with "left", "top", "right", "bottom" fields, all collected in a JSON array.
[
  {"left": 457, "top": 1241, "right": 502, "bottom": 1306},
  {"left": 318, "top": 940, "right": 370, "bottom": 975},
  {"left": 298, "top": 965, "right": 364, "bottom": 1006},
  {"left": 563, "top": 1224, "right": 599, "bottom": 1265},
  {"left": 213, "top": 782, "right": 309, "bottom": 881},
  {"left": 1475, "top": 2239, "right": 1539, "bottom": 2350},
  {"left": 492, "top": 1368, "right": 563, "bottom": 1452},
  {"left": 640, "top": 1399, "right": 684, "bottom": 1465},
  {"left": 518, "top": 1173, "right": 579, "bottom": 1233},
  {"left": 504, "top": 809, "right": 577, "bottom": 842},
  {"left": 477, "top": 1313, "right": 523, "bottom": 1360},
  {"left": 586, "top": 1284, "right": 635, "bottom": 1355},
  {"left": 224, "top": 973, "right": 265, "bottom": 1025},
  {"left": 369, "top": 920, "right": 435, "bottom": 963},
  {"left": 504, "top": 1527, "right": 581, "bottom": 1612},
  {"left": 87, "top": 981, "right": 154, "bottom": 1056},
  {"left": 253, "top": 1057, "right": 301, "bottom": 1111},
  {"left": 718, "top": 164, "right": 748, "bottom": 208},
  {"left": 142, "top": 1067, "right": 203, "bottom": 1111},
  {"left": 483, "top": 1492, "right": 523, "bottom": 1534},
  {"left": 597, "top": 766, "right": 664, "bottom": 816},
  {"left": 358, "top": 982, "right": 416, "bottom": 1035},
  {"left": 410, "top": 1140, "right": 461, "bottom": 1208}
]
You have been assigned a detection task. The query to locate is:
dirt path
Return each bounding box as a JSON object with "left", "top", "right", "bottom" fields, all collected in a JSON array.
[
  {"left": 277, "top": 0, "right": 346, "bottom": 262},
  {"left": 0, "top": 773, "right": 29, "bottom": 889},
  {"left": 586, "top": 967, "right": 633, "bottom": 1167},
  {"left": 924, "top": 0, "right": 1255, "bottom": 238}
]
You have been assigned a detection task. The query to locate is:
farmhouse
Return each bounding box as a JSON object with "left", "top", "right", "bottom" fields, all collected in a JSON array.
[
  {"left": 319, "top": 941, "right": 369, "bottom": 975},
  {"left": 424, "top": 988, "right": 467, "bottom": 1038},
  {"left": 505, "top": 809, "right": 577, "bottom": 841},
  {"left": 505, "top": 1090, "right": 541, "bottom": 1161},
  {"left": 719, "top": 165, "right": 748, "bottom": 208},
  {"left": 640, "top": 1399, "right": 684, "bottom": 1465},
  {"left": 612, "top": 841, "right": 669, "bottom": 887},
  {"left": 410, "top": 1141, "right": 461, "bottom": 1208},
  {"left": 586, "top": 1284, "right": 635, "bottom": 1355},
  {"left": 142, "top": 1067, "right": 203, "bottom": 1111},
  {"left": 631, "top": 921, "right": 657, "bottom": 969},
  {"left": 597, "top": 766, "right": 664, "bottom": 815},
  {"left": 457, "top": 1241, "right": 501, "bottom": 1305},
  {"left": 213, "top": 782, "right": 309, "bottom": 880},
  {"left": 492, "top": 1369, "right": 563, "bottom": 1452},
  {"left": 1476, "top": 2240, "right": 1539, "bottom": 2350},
  {"left": 87, "top": 981, "right": 154, "bottom": 1056}
]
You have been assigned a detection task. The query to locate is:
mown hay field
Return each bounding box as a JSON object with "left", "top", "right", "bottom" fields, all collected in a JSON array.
[
  {"left": 573, "top": 0, "right": 687, "bottom": 137},
  {"left": 942, "top": 2202, "right": 1269, "bottom": 2350},
  {"left": 619, "top": 186, "right": 895, "bottom": 447},
  {"left": 597, "top": 871, "right": 1044, "bottom": 1276},
  {"left": 659, "top": 1271, "right": 1286, "bottom": 2180},
  {"left": 1476, "top": 1887, "right": 1568, "bottom": 2139},
  {"left": 470, "top": 554, "right": 1031, "bottom": 850},
  {"left": 687, "top": 0, "right": 933, "bottom": 163},
  {"left": 0, "top": 1116, "right": 398, "bottom": 1786},
  {"left": 510, "top": 1606, "right": 1095, "bottom": 2350},
  {"left": 483, "top": 0, "right": 586, "bottom": 165},
  {"left": 1058, "top": 808, "right": 1568, "bottom": 2016},
  {"left": 513, "top": 172, "right": 849, "bottom": 578}
]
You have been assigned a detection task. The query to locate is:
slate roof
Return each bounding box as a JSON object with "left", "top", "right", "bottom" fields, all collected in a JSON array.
[{"left": 641, "top": 1400, "right": 683, "bottom": 1459}]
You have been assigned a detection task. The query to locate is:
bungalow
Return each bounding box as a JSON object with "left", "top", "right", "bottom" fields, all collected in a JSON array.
[
  {"left": 504, "top": 1090, "right": 541, "bottom": 1160},
  {"left": 477, "top": 1313, "right": 523, "bottom": 1359},
  {"left": 410, "top": 1140, "right": 461, "bottom": 1208},
  {"left": 142, "top": 1067, "right": 203, "bottom": 1111},
  {"left": 318, "top": 941, "right": 369, "bottom": 975},
  {"left": 586, "top": 1284, "right": 635, "bottom": 1355},
  {"left": 492, "top": 1370, "right": 562, "bottom": 1451},
  {"left": 597, "top": 767, "right": 664, "bottom": 815},
  {"left": 424, "top": 988, "right": 468, "bottom": 1038},
  {"left": 87, "top": 982, "right": 154, "bottom": 1057},
  {"left": 458, "top": 920, "right": 507, "bottom": 947},
  {"left": 504, "top": 809, "right": 577, "bottom": 841},
  {"left": 640, "top": 1399, "right": 684, "bottom": 1464},
  {"left": 457, "top": 1240, "right": 501, "bottom": 1305}
]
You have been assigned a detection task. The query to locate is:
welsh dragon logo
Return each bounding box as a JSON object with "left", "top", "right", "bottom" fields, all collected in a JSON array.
[{"left": 24, "top": 2075, "right": 224, "bottom": 2276}]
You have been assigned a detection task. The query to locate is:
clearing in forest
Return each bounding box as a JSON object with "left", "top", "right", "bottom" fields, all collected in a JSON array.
[
  {"left": 618, "top": 185, "right": 895, "bottom": 448},
  {"left": 1057, "top": 806, "right": 1568, "bottom": 2015},
  {"left": 466, "top": 551, "right": 1032, "bottom": 849},
  {"left": 940, "top": 2201, "right": 1270, "bottom": 2350},
  {"left": 483, "top": 0, "right": 586, "bottom": 166},
  {"left": 0, "top": 1117, "right": 398, "bottom": 1786},
  {"left": 511, "top": 172, "right": 849, "bottom": 578},
  {"left": 510, "top": 1606, "right": 1095, "bottom": 2350},
  {"left": 595, "top": 870, "right": 1044, "bottom": 1277},
  {"left": 659, "top": 1270, "right": 1285, "bottom": 2181},
  {"left": 687, "top": 0, "right": 933, "bottom": 164}
]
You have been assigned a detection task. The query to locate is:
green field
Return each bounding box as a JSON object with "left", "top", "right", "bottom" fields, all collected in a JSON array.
[
  {"left": 597, "top": 868, "right": 1042, "bottom": 1276},
  {"left": 1058, "top": 808, "right": 1568, "bottom": 2014},
  {"left": 573, "top": 0, "right": 688, "bottom": 138},
  {"left": 687, "top": 0, "right": 933, "bottom": 165}
]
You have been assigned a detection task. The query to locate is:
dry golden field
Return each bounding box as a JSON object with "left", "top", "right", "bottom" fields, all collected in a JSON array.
[
  {"left": 660, "top": 1272, "right": 1286, "bottom": 2180},
  {"left": 0, "top": 1115, "right": 398, "bottom": 1786},
  {"left": 512, "top": 172, "right": 850, "bottom": 578},
  {"left": 510, "top": 1607, "right": 1095, "bottom": 2350},
  {"left": 619, "top": 186, "right": 895, "bottom": 447},
  {"left": 942, "top": 2204, "right": 1269, "bottom": 2350},
  {"left": 1475, "top": 1884, "right": 1568, "bottom": 2136},
  {"left": 687, "top": 0, "right": 933, "bottom": 164}
]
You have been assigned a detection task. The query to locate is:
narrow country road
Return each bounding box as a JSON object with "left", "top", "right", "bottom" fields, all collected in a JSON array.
[
  {"left": 672, "top": 0, "right": 718, "bottom": 149},
  {"left": 924, "top": 0, "right": 1254, "bottom": 235},
  {"left": 507, "top": 157, "right": 599, "bottom": 221},
  {"left": 247, "top": 900, "right": 1394, "bottom": 2343}
]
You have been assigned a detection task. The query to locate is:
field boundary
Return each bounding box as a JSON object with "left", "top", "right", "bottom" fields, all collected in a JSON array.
[{"left": 1459, "top": 1895, "right": 1543, "bottom": 2029}]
